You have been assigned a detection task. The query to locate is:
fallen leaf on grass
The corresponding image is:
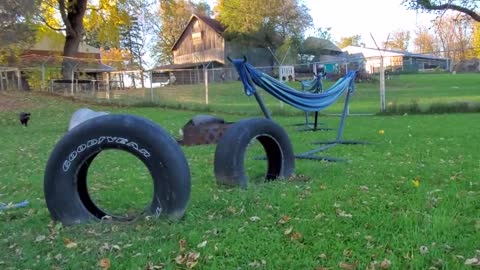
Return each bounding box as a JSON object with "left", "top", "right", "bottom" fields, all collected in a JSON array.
[
  {"left": 176, "top": 252, "right": 200, "bottom": 269},
  {"left": 179, "top": 239, "right": 187, "bottom": 251},
  {"left": 379, "top": 258, "right": 391, "bottom": 269},
  {"left": 339, "top": 261, "right": 358, "bottom": 270},
  {"left": 318, "top": 253, "right": 328, "bottom": 259},
  {"left": 35, "top": 235, "right": 46, "bottom": 242},
  {"left": 146, "top": 262, "right": 165, "bottom": 269},
  {"left": 227, "top": 206, "right": 236, "bottom": 214},
  {"left": 99, "top": 258, "right": 110, "bottom": 270},
  {"left": 287, "top": 174, "right": 311, "bottom": 182},
  {"left": 359, "top": 185, "right": 369, "bottom": 191},
  {"left": 411, "top": 179, "right": 420, "bottom": 188},
  {"left": 336, "top": 209, "right": 353, "bottom": 218},
  {"left": 464, "top": 257, "right": 480, "bottom": 266},
  {"left": 249, "top": 216, "right": 261, "bottom": 222},
  {"left": 464, "top": 250, "right": 480, "bottom": 266},
  {"left": 419, "top": 246, "right": 429, "bottom": 255},
  {"left": 248, "top": 260, "right": 266, "bottom": 267},
  {"left": 54, "top": 253, "right": 63, "bottom": 261},
  {"left": 197, "top": 241, "right": 207, "bottom": 248},
  {"left": 278, "top": 215, "right": 290, "bottom": 224},
  {"left": 63, "top": 238, "right": 77, "bottom": 249},
  {"left": 290, "top": 232, "right": 302, "bottom": 241},
  {"left": 175, "top": 254, "right": 187, "bottom": 265}
]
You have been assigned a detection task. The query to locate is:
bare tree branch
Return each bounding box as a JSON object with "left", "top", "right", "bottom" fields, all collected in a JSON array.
[
  {"left": 39, "top": 16, "right": 66, "bottom": 31},
  {"left": 418, "top": 1, "right": 480, "bottom": 22}
]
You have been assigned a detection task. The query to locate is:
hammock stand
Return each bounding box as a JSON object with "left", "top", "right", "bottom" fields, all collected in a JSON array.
[
  {"left": 230, "top": 57, "right": 365, "bottom": 162},
  {"left": 296, "top": 74, "right": 333, "bottom": 132}
]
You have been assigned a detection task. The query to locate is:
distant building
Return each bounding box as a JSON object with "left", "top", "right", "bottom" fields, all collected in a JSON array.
[
  {"left": 152, "top": 14, "right": 275, "bottom": 84},
  {"left": 20, "top": 35, "right": 114, "bottom": 75},
  {"left": 342, "top": 45, "right": 448, "bottom": 73},
  {"left": 16, "top": 34, "right": 115, "bottom": 91}
]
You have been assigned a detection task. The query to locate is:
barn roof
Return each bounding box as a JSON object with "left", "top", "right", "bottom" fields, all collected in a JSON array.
[{"left": 171, "top": 14, "right": 226, "bottom": 51}]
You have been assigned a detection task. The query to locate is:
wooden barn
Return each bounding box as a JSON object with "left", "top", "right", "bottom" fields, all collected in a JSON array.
[{"left": 152, "top": 14, "right": 274, "bottom": 85}]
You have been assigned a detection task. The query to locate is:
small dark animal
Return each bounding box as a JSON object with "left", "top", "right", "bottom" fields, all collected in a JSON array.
[{"left": 19, "top": 112, "right": 31, "bottom": 126}]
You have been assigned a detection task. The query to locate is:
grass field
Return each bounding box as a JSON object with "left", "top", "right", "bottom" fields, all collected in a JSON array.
[
  {"left": 0, "top": 73, "right": 479, "bottom": 270},
  {"left": 94, "top": 72, "right": 480, "bottom": 116}
]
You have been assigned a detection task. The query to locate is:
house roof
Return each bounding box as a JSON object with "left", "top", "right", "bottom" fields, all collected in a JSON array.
[
  {"left": 151, "top": 60, "right": 223, "bottom": 72},
  {"left": 342, "top": 46, "right": 447, "bottom": 60},
  {"left": 195, "top": 14, "right": 226, "bottom": 34},
  {"left": 171, "top": 14, "right": 226, "bottom": 51},
  {"left": 31, "top": 33, "right": 101, "bottom": 54},
  {"left": 18, "top": 54, "right": 115, "bottom": 72}
]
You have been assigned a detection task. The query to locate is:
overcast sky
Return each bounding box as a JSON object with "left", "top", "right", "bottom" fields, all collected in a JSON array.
[{"left": 203, "top": 0, "right": 438, "bottom": 49}]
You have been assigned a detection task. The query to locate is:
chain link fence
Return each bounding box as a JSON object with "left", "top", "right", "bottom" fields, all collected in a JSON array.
[{"left": 1, "top": 56, "right": 398, "bottom": 115}]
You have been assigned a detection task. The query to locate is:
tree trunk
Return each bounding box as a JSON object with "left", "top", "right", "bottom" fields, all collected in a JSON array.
[
  {"left": 62, "top": 35, "right": 82, "bottom": 79},
  {"left": 60, "top": 0, "right": 88, "bottom": 79}
]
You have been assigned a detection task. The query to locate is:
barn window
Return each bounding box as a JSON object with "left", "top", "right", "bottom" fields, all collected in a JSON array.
[{"left": 192, "top": 31, "right": 204, "bottom": 45}]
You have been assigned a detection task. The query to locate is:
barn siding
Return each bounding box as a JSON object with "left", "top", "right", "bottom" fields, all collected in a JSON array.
[{"left": 173, "top": 18, "right": 224, "bottom": 65}]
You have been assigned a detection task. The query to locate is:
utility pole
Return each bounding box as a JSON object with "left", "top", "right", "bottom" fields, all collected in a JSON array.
[{"left": 371, "top": 33, "right": 389, "bottom": 112}]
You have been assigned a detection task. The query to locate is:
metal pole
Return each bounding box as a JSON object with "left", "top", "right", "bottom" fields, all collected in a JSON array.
[
  {"left": 379, "top": 56, "right": 386, "bottom": 112},
  {"left": 253, "top": 91, "right": 271, "bottom": 119},
  {"left": 150, "top": 71, "right": 153, "bottom": 102},
  {"left": 204, "top": 65, "right": 209, "bottom": 105},
  {"left": 41, "top": 64, "right": 46, "bottom": 91},
  {"left": 106, "top": 72, "right": 110, "bottom": 99},
  {"left": 0, "top": 71, "right": 4, "bottom": 91},
  {"left": 71, "top": 69, "right": 74, "bottom": 96},
  {"left": 16, "top": 69, "right": 22, "bottom": 90}
]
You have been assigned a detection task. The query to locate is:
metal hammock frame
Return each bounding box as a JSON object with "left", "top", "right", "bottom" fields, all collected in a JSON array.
[{"left": 230, "top": 57, "right": 366, "bottom": 161}]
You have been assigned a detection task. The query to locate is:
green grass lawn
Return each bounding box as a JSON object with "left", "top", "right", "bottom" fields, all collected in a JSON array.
[
  {"left": 97, "top": 72, "right": 480, "bottom": 116},
  {"left": 0, "top": 87, "right": 479, "bottom": 269}
]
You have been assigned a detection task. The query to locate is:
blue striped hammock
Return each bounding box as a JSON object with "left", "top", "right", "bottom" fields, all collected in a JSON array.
[
  {"left": 230, "top": 58, "right": 356, "bottom": 112},
  {"left": 301, "top": 74, "right": 323, "bottom": 93}
]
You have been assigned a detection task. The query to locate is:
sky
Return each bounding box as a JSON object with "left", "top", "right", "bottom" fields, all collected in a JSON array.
[
  {"left": 303, "top": 0, "right": 437, "bottom": 48},
  {"left": 203, "top": 0, "right": 438, "bottom": 50}
]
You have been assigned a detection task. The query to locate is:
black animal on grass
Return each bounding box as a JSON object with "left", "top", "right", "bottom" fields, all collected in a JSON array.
[{"left": 19, "top": 112, "right": 31, "bottom": 126}]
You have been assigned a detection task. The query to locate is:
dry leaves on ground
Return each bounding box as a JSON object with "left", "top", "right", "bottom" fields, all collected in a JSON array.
[{"left": 99, "top": 258, "right": 111, "bottom": 270}]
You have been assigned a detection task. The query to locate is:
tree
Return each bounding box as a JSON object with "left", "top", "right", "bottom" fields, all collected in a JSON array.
[
  {"left": 315, "top": 27, "right": 333, "bottom": 41},
  {"left": 432, "top": 14, "right": 474, "bottom": 68},
  {"left": 37, "top": 0, "right": 133, "bottom": 78},
  {"left": 337, "top": 35, "right": 362, "bottom": 48},
  {"left": 120, "top": 16, "right": 146, "bottom": 87},
  {"left": 472, "top": 22, "right": 480, "bottom": 57},
  {"left": 215, "top": 0, "right": 312, "bottom": 49},
  {"left": 0, "top": 0, "right": 38, "bottom": 64},
  {"left": 101, "top": 48, "right": 131, "bottom": 70},
  {"left": 413, "top": 26, "right": 437, "bottom": 54},
  {"left": 83, "top": 0, "right": 131, "bottom": 49},
  {"left": 383, "top": 30, "right": 411, "bottom": 51},
  {"left": 150, "top": 0, "right": 210, "bottom": 64},
  {"left": 402, "top": 0, "right": 480, "bottom": 22}
]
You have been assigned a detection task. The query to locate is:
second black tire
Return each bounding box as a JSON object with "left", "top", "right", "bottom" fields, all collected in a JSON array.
[{"left": 214, "top": 118, "right": 295, "bottom": 187}]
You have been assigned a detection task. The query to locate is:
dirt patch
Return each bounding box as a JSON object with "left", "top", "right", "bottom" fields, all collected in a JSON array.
[{"left": 0, "top": 92, "right": 36, "bottom": 113}]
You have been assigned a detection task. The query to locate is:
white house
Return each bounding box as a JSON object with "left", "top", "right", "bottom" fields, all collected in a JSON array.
[{"left": 342, "top": 46, "right": 448, "bottom": 73}]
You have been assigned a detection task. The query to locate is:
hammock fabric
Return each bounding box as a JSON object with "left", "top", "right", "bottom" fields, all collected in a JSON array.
[
  {"left": 301, "top": 74, "right": 323, "bottom": 93},
  {"left": 231, "top": 58, "right": 356, "bottom": 112}
]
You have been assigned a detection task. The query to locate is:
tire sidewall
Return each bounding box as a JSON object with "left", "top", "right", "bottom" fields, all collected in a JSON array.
[
  {"left": 214, "top": 118, "right": 295, "bottom": 187},
  {"left": 44, "top": 114, "right": 191, "bottom": 225}
]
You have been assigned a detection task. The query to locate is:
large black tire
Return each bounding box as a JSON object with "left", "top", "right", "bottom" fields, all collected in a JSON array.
[
  {"left": 214, "top": 118, "right": 295, "bottom": 188},
  {"left": 44, "top": 114, "right": 191, "bottom": 226}
]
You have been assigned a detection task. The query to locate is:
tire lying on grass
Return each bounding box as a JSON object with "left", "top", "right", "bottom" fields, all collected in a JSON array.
[
  {"left": 214, "top": 118, "right": 295, "bottom": 188},
  {"left": 44, "top": 114, "right": 191, "bottom": 226}
]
